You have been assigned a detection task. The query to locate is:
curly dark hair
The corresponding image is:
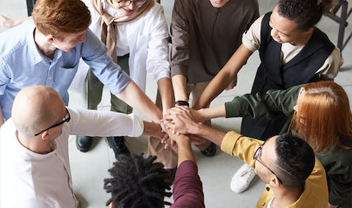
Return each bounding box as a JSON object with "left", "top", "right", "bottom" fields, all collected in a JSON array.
[
  {"left": 278, "top": 0, "right": 334, "bottom": 30},
  {"left": 274, "top": 133, "right": 315, "bottom": 189},
  {"left": 104, "top": 154, "right": 172, "bottom": 208}
]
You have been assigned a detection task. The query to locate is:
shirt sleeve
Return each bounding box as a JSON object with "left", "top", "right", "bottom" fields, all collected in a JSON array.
[
  {"left": 224, "top": 85, "right": 301, "bottom": 119},
  {"left": 81, "top": 29, "right": 131, "bottom": 95},
  {"left": 316, "top": 47, "right": 343, "bottom": 80},
  {"left": 146, "top": 5, "right": 171, "bottom": 81},
  {"left": 172, "top": 160, "right": 205, "bottom": 208},
  {"left": 220, "top": 131, "right": 263, "bottom": 168},
  {"left": 170, "top": 0, "right": 190, "bottom": 78},
  {"left": 317, "top": 150, "right": 352, "bottom": 206},
  {"left": 242, "top": 15, "right": 264, "bottom": 52},
  {"left": 0, "top": 60, "right": 10, "bottom": 96},
  {"left": 67, "top": 107, "right": 144, "bottom": 138}
]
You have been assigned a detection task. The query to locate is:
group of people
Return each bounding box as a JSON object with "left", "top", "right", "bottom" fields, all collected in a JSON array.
[{"left": 0, "top": 0, "right": 350, "bottom": 208}]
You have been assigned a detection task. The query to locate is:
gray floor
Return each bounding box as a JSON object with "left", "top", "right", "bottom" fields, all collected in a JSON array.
[{"left": 1, "top": 0, "right": 351, "bottom": 207}]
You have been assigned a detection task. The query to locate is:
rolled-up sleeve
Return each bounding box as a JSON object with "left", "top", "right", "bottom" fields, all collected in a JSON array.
[
  {"left": 81, "top": 29, "right": 131, "bottom": 95},
  {"left": 221, "top": 131, "right": 263, "bottom": 168}
]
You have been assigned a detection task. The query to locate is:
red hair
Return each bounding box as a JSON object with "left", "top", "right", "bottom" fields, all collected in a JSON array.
[
  {"left": 32, "top": 0, "right": 91, "bottom": 40},
  {"left": 291, "top": 81, "right": 352, "bottom": 152}
]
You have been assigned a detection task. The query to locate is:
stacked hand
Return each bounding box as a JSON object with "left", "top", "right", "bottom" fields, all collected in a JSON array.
[{"left": 160, "top": 106, "right": 207, "bottom": 148}]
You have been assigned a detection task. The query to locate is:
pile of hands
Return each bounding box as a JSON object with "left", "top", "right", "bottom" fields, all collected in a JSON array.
[{"left": 157, "top": 106, "right": 207, "bottom": 149}]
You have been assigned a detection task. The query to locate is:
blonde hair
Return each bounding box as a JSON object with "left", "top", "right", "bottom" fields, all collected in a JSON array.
[
  {"left": 291, "top": 81, "right": 352, "bottom": 152},
  {"left": 32, "top": 0, "right": 91, "bottom": 40}
]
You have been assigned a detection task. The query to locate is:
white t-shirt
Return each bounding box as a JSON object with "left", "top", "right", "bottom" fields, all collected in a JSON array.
[{"left": 0, "top": 107, "right": 143, "bottom": 208}]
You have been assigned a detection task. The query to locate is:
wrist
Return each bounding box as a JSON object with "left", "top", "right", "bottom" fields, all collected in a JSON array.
[{"left": 175, "top": 100, "right": 189, "bottom": 107}]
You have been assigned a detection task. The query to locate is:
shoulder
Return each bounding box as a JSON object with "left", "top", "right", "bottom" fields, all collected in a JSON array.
[{"left": 0, "top": 21, "right": 34, "bottom": 59}]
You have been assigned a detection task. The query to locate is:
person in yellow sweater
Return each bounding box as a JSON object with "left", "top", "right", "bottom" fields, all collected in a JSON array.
[{"left": 163, "top": 108, "right": 328, "bottom": 207}]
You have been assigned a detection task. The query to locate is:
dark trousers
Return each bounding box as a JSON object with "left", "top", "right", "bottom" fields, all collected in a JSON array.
[{"left": 26, "top": 0, "right": 36, "bottom": 16}]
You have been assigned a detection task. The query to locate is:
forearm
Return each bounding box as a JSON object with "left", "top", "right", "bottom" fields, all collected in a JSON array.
[
  {"left": 189, "top": 122, "right": 226, "bottom": 147},
  {"left": 195, "top": 44, "right": 253, "bottom": 108},
  {"left": 116, "top": 81, "right": 162, "bottom": 123},
  {"left": 172, "top": 74, "right": 188, "bottom": 101},
  {"left": 142, "top": 121, "right": 163, "bottom": 138},
  {"left": 157, "top": 77, "right": 173, "bottom": 111},
  {"left": 196, "top": 105, "right": 226, "bottom": 121},
  {"left": 176, "top": 135, "right": 195, "bottom": 166}
]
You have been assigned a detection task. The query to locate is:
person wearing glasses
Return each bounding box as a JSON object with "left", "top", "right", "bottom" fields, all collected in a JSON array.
[
  {"left": 162, "top": 109, "right": 328, "bottom": 207},
  {"left": 0, "top": 86, "right": 165, "bottom": 208},
  {"left": 0, "top": 0, "right": 162, "bottom": 147},
  {"left": 193, "top": 0, "right": 343, "bottom": 194},
  {"left": 177, "top": 81, "right": 352, "bottom": 208},
  {"left": 77, "top": 0, "right": 172, "bottom": 163}
]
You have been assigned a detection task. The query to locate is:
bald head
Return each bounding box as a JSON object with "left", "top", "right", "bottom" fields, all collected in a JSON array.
[{"left": 12, "top": 86, "right": 65, "bottom": 137}]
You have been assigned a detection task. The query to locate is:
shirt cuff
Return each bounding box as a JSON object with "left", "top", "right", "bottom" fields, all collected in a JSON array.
[
  {"left": 220, "top": 131, "right": 243, "bottom": 155},
  {"left": 127, "top": 113, "right": 144, "bottom": 137}
]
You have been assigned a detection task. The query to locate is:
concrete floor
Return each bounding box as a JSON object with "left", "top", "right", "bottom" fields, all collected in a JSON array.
[{"left": 1, "top": 0, "right": 351, "bottom": 207}]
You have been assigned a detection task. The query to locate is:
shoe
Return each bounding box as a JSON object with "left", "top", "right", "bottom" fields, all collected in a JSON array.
[
  {"left": 201, "top": 142, "right": 217, "bottom": 157},
  {"left": 164, "top": 167, "right": 177, "bottom": 185},
  {"left": 230, "top": 163, "right": 256, "bottom": 193},
  {"left": 76, "top": 136, "right": 93, "bottom": 152},
  {"left": 107, "top": 136, "right": 130, "bottom": 158}
]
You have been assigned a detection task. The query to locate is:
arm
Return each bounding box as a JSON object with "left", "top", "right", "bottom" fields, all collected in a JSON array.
[
  {"left": 172, "top": 74, "right": 188, "bottom": 101},
  {"left": 146, "top": 6, "right": 172, "bottom": 112},
  {"left": 224, "top": 85, "right": 301, "bottom": 119},
  {"left": 194, "top": 44, "right": 253, "bottom": 109},
  {"left": 170, "top": 0, "right": 191, "bottom": 102},
  {"left": 157, "top": 77, "right": 173, "bottom": 113},
  {"left": 116, "top": 81, "right": 162, "bottom": 123},
  {"left": 0, "top": 15, "right": 31, "bottom": 28},
  {"left": 316, "top": 47, "right": 343, "bottom": 80},
  {"left": 166, "top": 130, "right": 205, "bottom": 208}
]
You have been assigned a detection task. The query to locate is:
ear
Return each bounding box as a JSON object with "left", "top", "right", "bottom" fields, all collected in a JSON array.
[
  {"left": 40, "top": 130, "right": 50, "bottom": 141},
  {"left": 46, "top": 34, "right": 54, "bottom": 44},
  {"left": 302, "top": 27, "right": 313, "bottom": 36},
  {"left": 269, "top": 176, "right": 281, "bottom": 188}
]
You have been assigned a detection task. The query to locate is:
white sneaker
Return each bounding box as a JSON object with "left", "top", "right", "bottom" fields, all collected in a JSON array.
[{"left": 230, "top": 163, "right": 256, "bottom": 193}]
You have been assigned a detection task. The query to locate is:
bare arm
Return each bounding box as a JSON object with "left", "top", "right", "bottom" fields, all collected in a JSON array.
[
  {"left": 172, "top": 74, "right": 188, "bottom": 102},
  {"left": 116, "top": 81, "right": 162, "bottom": 123},
  {"left": 0, "top": 15, "right": 31, "bottom": 28},
  {"left": 193, "top": 44, "right": 253, "bottom": 109},
  {"left": 167, "top": 132, "right": 195, "bottom": 166},
  {"left": 157, "top": 77, "right": 173, "bottom": 113}
]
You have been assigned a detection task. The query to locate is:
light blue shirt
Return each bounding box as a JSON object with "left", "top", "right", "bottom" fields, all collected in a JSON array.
[{"left": 0, "top": 20, "right": 131, "bottom": 120}]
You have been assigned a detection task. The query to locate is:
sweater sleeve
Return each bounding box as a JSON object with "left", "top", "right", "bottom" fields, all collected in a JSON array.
[
  {"left": 225, "top": 85, "right": 302, "bottom": 119},
  {"left": 172, "top": 160, "right": 205, "bottom": 208},
  {"left": 170, "top": 0, "right": 190, "bottom": 78}
]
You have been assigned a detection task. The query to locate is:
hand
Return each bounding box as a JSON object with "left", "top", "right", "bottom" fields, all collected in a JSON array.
[
  {"left": 225, "top": 74, "right": 238, "bottom": 90},
  {"left": 163, "top": 106, "right": 200, "bottom": 135}
]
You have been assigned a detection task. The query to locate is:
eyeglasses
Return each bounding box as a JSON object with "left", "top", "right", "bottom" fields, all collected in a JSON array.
[
  {"left": 34, "top": 108, "right": 71, "bottom": 136},
  {"left": 117, "top": 0, "right": 146, "bottom": 8},
  {"left": 253, "top": 145, "right": 284, "bottom": 184}
]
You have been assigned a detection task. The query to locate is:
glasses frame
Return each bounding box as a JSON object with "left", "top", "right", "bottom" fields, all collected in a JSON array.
[
  {"left": 253, "top": 145, "right": 284, "bottom": 184},
  {"left": 34, "top": 108, "right": 71, "bottom": 136},
  {"left": 117, "top": 0, "right": 146, "bottom": 8}
]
